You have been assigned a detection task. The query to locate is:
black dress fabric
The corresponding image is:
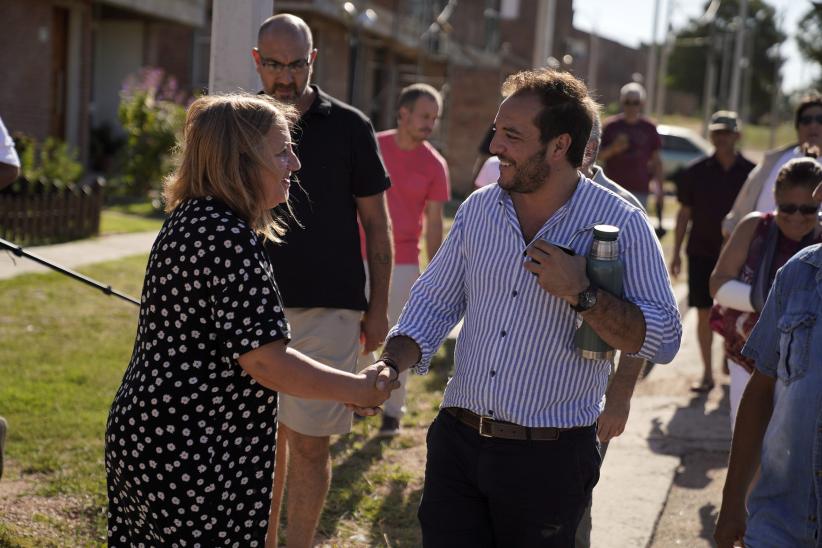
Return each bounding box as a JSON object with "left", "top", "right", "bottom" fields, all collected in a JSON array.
[{"left": 105, "top": 196, "right": 290, "bottom": 547}]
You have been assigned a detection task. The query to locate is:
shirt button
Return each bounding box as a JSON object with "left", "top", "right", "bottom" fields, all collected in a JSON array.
[
  {"left": 512, "top": 289, "right": 518, "bottom": 297},
  {"left": 490, "top": 370, "right": 496, "bottom": 377},
  {"left": 501, "top": 330, "right": 507, "bottom": 337},
  {"left": 488, "top": 410, "right": 494, "bottom": 415}
]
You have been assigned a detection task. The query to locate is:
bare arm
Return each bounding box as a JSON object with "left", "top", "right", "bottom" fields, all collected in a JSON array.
[
  {"left": 650, "top": 150, "right": 664, "bottom": 188},
  {"left": 709, "top": 214, "right": 759, "bottom": 297},
  {"left": 237, "top": 340, "right": 395, "bottom": 408},
  {"left": 0, "top": 162, "right": 19, "bottom": 189},
  {"left": 670, "top": 205, "right": 691, "bottom": 278},
  {"left": 597, "top": 354, "right": 646, "bottom": 442},
  {"left": 423, "top": 201, "right": 444, "bottom": 264},
  {"left": 357, "top": 192, "right": 393, "bottom": 352},
  {"left": 714, "top": 369, "right": 775, "bottom": 548},
  {"left": 379, "top": 334, "right": 423, "bottom": 373},
  {"left": 524, "top": 241, "right": 646, "bottom": 353}
]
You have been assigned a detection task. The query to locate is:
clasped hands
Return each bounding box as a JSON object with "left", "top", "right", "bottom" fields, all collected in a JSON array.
[{"left": 345, "top": 360, "right": 401, "bottom": 417}]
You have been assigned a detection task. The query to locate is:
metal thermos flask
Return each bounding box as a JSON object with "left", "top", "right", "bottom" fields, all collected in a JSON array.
[{"left": 574, "top": 225, "right": 623, "bottom": 360}]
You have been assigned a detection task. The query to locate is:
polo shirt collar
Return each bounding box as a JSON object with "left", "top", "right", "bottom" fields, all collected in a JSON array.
[{"left": 306, "top": 85, "right": 332, "bottom": 117}]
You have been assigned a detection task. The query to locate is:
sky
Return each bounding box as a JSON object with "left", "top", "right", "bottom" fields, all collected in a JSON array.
[{"left": 573, "top": 0, "right": 819, "bottom": 93}]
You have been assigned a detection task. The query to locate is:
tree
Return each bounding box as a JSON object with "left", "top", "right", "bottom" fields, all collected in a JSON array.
[
  {"left": 666, "top": 0, "right": 785, "bottom": 121},
  {"left": 796, "top": 3, "right": 822, "bottom": 88}
]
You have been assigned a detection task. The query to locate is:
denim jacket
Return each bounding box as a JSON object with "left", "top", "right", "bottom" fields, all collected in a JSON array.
[{"left": 742, "top": 243, "right": 822, "bottom": 547}]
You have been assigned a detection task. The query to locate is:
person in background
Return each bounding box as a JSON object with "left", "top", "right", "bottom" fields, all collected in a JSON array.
[
  {"left": 574, "top": 111, "right": 650, "bottom": 548},
  {"left": 709, "top": 152, "right": 821, "bottom": 431},
  {"left": 0, "top": 115, "right": 20, "bottom": 189},
  {"left": 0, "top": 113, "right": 20, "bottom": 480},
  {"left": 252, "top": 14, "right": 393, "bottom": 547},
  {"left": 598, "top": 82, "right": 664, "bottom": 215},
  {"left": 474, "top": 154, "right": 500, "bottom": 189},
  {"left": 723, "top": 92, "right": 822, "bottom": 236},
  {"left": 363, "top": 83, "right": 450, "bottom": 437},
  {"left": 670, "top": 111, "right": 755, "bottom": 394},
  {"left": 714, "top": 169, "right": 822, "bottom": 548}
]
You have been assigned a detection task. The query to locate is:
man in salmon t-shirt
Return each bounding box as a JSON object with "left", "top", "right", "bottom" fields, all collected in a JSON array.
[{"left": 362, "top": 83, "right": 450, "bottom": 437}]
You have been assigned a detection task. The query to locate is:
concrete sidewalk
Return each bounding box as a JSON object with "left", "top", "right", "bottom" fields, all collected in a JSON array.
[
  {"left": 590, "top": 288, "right": 731, "bottom": 547},
  {"left": 0, "top": 231, "right": 158, "bottom": 281}
]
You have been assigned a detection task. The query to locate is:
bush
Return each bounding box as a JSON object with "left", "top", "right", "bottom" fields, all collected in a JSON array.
[
  {"left": 4, "top": 134, "right": 84, "bottom": 193},
  {"left": 112, "top": 67, "right": 188, "bottom": 198}
]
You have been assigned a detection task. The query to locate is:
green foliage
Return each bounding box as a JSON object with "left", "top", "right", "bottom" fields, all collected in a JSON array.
[
  {"left": 797, "top": 5, "right": 822, "bottom": 88},
  {"left": 667, "top": 0, "right": 785, "bottom": 121},
  {"left": 9, "top": 134, "right": 83, "bottom": 192},
  {"left": 113, "top": 67, "right": 187, "bottom": 198}
]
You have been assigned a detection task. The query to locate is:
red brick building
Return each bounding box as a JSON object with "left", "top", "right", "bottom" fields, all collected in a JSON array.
[{"left": 0, "top": 0, "right": 209, "bottom": 163}]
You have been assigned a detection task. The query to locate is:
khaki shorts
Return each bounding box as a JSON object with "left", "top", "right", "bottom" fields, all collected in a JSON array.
[{"left": 278, "top": 307, "right": 363, "bottom": 437}]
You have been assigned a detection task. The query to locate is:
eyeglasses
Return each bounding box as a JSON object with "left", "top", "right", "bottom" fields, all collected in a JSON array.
[
  {"left": 777, "top": 203, "right": 819, "bottom": 215},
  {"left": 258, "top": 55, "right": 312, "bottom": 74},
  {"left": 623, "top": 100, "right": 641, "bottom": 106},
  {"left": 798, "top": 114, "right": 822, "bottom": 126}
]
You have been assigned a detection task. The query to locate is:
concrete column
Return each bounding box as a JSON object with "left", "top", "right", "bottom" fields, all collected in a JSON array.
[
  {"left": 208, "top": 0, "right": 274, "bottom": 94},
  {"left": 532, "top": 0, "right": 556, "bottom": 69}
]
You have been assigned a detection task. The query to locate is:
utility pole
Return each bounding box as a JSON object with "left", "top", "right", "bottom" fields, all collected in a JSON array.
[
  {"left": 700, "top": 0, "right": 721, "bottom": 136},
  {"left": 654, "top": 0, "right": 674, "bottom": 120},
  {"left": 729, "top": 0, "right": 748, "bottom": 112},
  {"left": 646, "top": 0, "right": 662, "bottom": 113},
  {"left": 532, "top": 0, "right": 557, "bottom": 68}
]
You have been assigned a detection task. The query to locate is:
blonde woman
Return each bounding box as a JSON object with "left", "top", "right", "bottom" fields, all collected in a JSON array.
[{"left": 105, "top": 94, "right": 396, "bottom": 546}]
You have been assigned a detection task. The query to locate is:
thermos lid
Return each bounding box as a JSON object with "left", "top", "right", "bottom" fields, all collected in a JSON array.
[{"left": 593, "top": 224, "right": 619, "bottom": 241}]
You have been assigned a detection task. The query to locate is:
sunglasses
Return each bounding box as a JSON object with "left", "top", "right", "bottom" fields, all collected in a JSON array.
[
  {"left": 798, "top": 114, "right": 822, "bottom": 126},
  {"left": 777, "top": 203, "right": 819, "bottom": 215},
  {"left": 623, "top": 100, "right": 641, "bottom": 106}
]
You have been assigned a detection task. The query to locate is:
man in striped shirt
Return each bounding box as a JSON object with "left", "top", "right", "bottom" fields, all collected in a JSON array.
[{"left": 373, "top": 70, "right": 681, "bottom": 546}]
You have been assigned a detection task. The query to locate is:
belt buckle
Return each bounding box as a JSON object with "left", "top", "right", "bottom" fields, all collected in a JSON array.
[{"left": 478, "top": 415, "right": 494, "bottom": 438}]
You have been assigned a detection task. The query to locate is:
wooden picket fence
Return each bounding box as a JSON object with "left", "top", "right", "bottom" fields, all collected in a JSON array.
[{"left": 0, "top": 179, "right": 104, "bottom": 245}]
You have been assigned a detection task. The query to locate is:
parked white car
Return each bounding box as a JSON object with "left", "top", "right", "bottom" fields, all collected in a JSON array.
[{"left": 657, "top": 124, "right": 713, "bottom": 179}]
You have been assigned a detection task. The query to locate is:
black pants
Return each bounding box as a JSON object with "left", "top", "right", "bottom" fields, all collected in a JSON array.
[{"left": 418, "top": 410, "right": 601, "bottom": 548}]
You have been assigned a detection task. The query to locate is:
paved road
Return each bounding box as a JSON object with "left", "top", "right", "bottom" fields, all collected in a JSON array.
[{"left": 591, "top": 286, "right": 732, "bottom": 547}]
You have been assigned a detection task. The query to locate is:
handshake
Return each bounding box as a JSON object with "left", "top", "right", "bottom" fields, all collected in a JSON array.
[{"left": 345, "top": 359, "right": 402, "bottom": 416}]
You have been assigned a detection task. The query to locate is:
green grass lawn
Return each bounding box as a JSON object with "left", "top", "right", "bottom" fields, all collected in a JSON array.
[
  {"left": 99, "top": 199, "right": 165, "bottom": 236},
  {"left": 0, "top": 252, "right": 450, "bottom": 546}
]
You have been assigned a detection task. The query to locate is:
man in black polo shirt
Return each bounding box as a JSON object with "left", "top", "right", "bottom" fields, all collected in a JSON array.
[
  {"left": 252, "top": 14, "right": 393, "bottom": 547},
  {"left": 670, "top": 111, "right": 754, "bottom": 393}
]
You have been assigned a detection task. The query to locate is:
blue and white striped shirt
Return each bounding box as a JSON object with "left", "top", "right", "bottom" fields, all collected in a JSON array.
[{"left": 388, "top": 175, "right": 681, "bottom": 428}]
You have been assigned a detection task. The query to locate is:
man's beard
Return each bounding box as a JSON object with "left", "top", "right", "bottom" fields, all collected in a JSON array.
[
  {"left": 268, "top": 83, "right": 304, "bottom": 103},
  {"left": 499, "top": 146, "right": 550, "bottom": 194}
]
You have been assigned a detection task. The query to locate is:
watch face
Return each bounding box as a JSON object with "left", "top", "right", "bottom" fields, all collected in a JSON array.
[{"left": 579, "top": 288, "right": 597, "bottom": 310}]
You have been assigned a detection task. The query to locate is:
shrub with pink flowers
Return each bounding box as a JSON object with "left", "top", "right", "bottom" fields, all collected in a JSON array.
[{"left": 115, "top": 67, "right": 190, "bottom": 198}]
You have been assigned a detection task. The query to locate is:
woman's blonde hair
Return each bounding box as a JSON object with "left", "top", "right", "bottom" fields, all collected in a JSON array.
[{"left": 163, "top": 93, "right": 299, "bottom": 242}]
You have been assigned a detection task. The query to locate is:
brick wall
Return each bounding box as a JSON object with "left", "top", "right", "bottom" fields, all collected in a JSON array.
[
  {"left": 445, "top": 65, "right": 504, "bottom": 196},
  {"left": 0, "top": 0, "right": 61, "bottom": 141}
]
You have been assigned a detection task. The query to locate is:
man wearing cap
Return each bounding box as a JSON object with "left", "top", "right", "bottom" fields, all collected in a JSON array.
[{"left": 670, "top": 111, "right": 755, "bottom": 393}]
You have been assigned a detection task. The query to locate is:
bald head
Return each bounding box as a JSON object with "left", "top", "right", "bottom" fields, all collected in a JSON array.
[{"left": 258, "top": 14, "right": 313, "bottom": 50}]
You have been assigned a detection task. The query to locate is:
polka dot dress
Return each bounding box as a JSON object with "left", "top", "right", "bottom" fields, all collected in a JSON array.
[{"left": 105, "top": 197, "right": 290, "bottom": 547}]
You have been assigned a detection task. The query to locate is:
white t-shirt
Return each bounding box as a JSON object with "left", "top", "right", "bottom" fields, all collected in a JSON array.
[
  {"left": 474, "top": 156, "right": 500, "bottom": 188},
  {"left": 0, "top": 116, "right": 20, "bottom": 168},
  {"left": 754, "top": 147, "right": 822, "bottom": 213}
]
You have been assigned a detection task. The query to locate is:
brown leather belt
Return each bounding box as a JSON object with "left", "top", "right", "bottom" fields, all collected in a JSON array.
[{"left": 444, "top": 407, "right": 586, "bottom": 441}]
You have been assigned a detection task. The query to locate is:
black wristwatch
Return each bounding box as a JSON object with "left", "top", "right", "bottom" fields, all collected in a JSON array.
[{"left": 571, "top": 283, "right": 598, "bottom": 313}]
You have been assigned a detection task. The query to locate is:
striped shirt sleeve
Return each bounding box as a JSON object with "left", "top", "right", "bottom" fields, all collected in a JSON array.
[{"left": 387, "top": 202, "right": 467, "bottom": 373}]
